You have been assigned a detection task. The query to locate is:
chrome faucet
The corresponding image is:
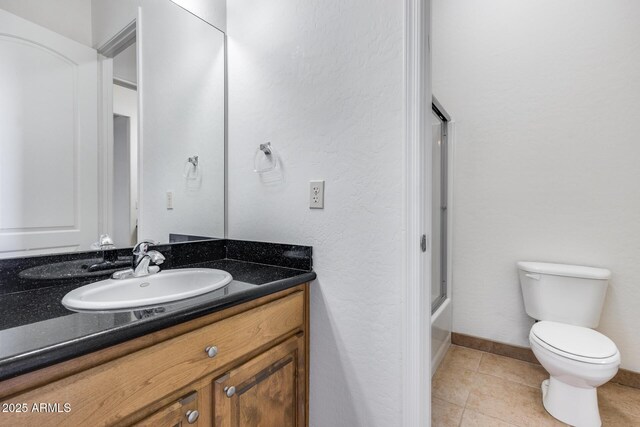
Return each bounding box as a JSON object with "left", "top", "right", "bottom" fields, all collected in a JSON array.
[{"left": 112, "top": 240, "right": 165, "bottom": 279}]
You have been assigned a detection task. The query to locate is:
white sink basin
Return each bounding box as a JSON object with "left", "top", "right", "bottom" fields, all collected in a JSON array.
[{"left": 62, "top": 268, "right": 233, "bottom": 311}]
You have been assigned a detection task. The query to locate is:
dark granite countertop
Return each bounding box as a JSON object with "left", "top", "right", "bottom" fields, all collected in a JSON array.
[{"left": 0, "top": 240, "right": 315, "bottom": 382}]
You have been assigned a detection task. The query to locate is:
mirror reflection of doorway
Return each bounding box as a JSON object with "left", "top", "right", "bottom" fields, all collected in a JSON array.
[
  {"left": 112, "top": 114, "right": 136, "bottom": 246},
  {"left": 112, "top": 42, "right": 138, "bottom": 247}
]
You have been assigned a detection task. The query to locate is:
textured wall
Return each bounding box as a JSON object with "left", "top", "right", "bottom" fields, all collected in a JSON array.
[
  {"left": 226, "top": 0, "right": 406, "bottom": 425},
  {"left": 433, "top": 0, "right": 640, "bottom": 371}
]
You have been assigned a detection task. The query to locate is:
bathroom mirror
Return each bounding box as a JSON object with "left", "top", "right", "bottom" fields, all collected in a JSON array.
[{"left": 0, "top": 0, "right": 225, "bottom": 258}]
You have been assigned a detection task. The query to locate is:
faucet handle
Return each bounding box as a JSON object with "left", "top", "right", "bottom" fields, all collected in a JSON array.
[
  {"left": 91, "top": 234, "right": 115, "bottom": 250},
  {"left": 133, "top": 239, "right": 158, "bottom": 255},
  {"left": 99, "top": 234, "right": 115, "bottom": 249}
]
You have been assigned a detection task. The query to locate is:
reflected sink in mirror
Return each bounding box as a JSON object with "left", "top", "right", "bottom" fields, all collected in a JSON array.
[
  {"left": 61, "top": 268, "right": 232, "bottom": 311},
  {"left": 19, "top": 257, "right": 133, "bottom": 281}
]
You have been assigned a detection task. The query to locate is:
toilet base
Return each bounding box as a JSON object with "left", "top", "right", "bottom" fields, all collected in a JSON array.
[{"left": 541, "top": 377, "right": 601, "bottom": 427}]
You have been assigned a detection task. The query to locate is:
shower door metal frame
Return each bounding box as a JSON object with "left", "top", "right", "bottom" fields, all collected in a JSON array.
[{"left": 431, "top": 97, "right": 450, "bottom": 314}]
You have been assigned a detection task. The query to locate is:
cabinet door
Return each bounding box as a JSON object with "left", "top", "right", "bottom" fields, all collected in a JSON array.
[
  {"left": 213, "top": 335, "right": 305, "bottom": 427},
  {"left": 134, "top": 391, "right": 201, "bottom": 427}
]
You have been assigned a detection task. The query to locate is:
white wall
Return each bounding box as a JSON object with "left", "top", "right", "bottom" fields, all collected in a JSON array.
[
  {"left": 227, "top": 1, "right": 406, "bottom": 425},
  {"left": 138, "top": 0, "right": 225, "bottom": 242},
  {"left": 0, "top": 0, "right": 92, "bottom": 46},
  {"left": 92, "top": 0, "right": 225, "bottom": 48},
  {"left": 113, "top": 43, "right": 137, "bottom": 84},
  {"left": 433, "top": 0, "right": 640, "bottom": 372}
]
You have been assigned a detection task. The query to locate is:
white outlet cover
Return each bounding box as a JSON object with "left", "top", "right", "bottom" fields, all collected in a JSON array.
[{"left": 309, "top": 180, "right": 324, "bottom": 209}]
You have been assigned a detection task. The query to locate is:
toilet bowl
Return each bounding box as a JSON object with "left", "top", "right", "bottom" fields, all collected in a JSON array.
[
  {"left": 529, "top": 321, "right": 620, "bottom": 427},
  {"left": 517, "top": 261, "right": 620, "bottom": 427}
]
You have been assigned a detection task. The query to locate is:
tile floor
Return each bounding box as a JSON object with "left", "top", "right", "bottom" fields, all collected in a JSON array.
[{"left": 432, "top": 345, "right": 640, "bottom": 426}]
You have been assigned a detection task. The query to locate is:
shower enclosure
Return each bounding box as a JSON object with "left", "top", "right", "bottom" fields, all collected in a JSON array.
[
  {"left": 431, "top": 99, "right": 449, "bottom": 312},
  {"left": 431, "top": 97, "right": 453, "bottom": 374}
]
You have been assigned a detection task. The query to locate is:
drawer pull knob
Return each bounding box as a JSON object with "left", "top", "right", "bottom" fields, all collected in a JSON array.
[
  {"left": 185, "top": 409, "right": 199, "bottom": 424},
  {"left": 224, "top": 386, "right": 236, "bottom": 397},
  {"left": 205, "top": 345, "right": 218, "bottom": 358}
]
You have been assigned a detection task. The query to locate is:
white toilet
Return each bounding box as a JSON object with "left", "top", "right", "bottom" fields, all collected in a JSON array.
[{"left": 517, "top": 261, "right": 620, "bottom": 427}]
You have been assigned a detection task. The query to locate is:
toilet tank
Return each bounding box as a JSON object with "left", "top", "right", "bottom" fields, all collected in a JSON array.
[{"left": 517, "top": 262, "right": 611, "bottom": 328}]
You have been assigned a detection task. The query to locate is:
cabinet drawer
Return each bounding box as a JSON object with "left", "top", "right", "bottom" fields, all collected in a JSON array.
[
  {"left": 133, "top": 390, "right": 200, "bottom": 427},
  {"left": 1, "top": 291, "right": 304, "bottom": 426}
]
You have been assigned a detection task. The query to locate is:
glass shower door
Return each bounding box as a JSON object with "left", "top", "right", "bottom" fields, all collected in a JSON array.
[{"left": 431, "top": 103, "right": 448, "bottom": 313}]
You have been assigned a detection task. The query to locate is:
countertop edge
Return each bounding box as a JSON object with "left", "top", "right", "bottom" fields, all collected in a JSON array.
[{"left": 0, "top": 271, "right": 316, "bottom": 383}]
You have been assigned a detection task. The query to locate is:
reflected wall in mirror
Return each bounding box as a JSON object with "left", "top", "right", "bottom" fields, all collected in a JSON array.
[{"left": 0, "top": 0, "right": 225, "bottom": 259}]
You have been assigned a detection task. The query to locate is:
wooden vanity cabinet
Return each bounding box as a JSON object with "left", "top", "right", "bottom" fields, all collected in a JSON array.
[
  {"left": 0, "top": 284, "right": 310, "bottom": 427},
  {"left": 134, "top": 391, "right": 201, "bottom": 427},
  {"left": 213, "top": 335, "right": 305, "bottom": 427}
]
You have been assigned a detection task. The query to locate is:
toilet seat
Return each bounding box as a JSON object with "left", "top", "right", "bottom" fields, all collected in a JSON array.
[{"left": 530, "top": 321, "right": 619, "bottom": 365}]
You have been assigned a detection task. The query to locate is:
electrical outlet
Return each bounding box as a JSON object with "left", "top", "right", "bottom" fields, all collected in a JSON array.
[
  {"left": 309, "top": 180, "right": 324, "bottom": 209},
  {"left": 166, "top": 191, "right": 174, "bottom": 210}
]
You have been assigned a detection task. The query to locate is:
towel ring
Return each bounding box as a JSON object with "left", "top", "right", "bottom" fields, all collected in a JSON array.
[
  {"left": 184, "top": 155, "right": 200, "bottom": 179},
  {"left": 254, "top": 142, "right": 278, "bottom": 173}
]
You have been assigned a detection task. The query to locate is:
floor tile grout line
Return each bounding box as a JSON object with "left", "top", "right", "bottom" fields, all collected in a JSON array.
[
  {"left": 484, "top": 348, "right": 542, "bottom": 368},
  {"left": 460, "top": 360, "right": 556, "bottom": 426},
  {"left": 462, "top": 375, "right": 473, "bottom": 410},
  {"left": 478, "top": 370, "right": 546, "bottom": 391},
  {"left": 457, "top": 407, "right": 466, "bottom": 427},
  {"left": 460, "top": 406, "right": 527, "bottom": 427},
  {"left": 475, "top": 351, "right": 484, "bottom": 372},
  {"left": 474, "top": 350, "right": 551, "bottom": 391}
]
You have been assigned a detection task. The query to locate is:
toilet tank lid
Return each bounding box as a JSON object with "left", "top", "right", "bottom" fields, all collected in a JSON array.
[{"left": 517, "top": 262, "right": 611, "bottom": 280}]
